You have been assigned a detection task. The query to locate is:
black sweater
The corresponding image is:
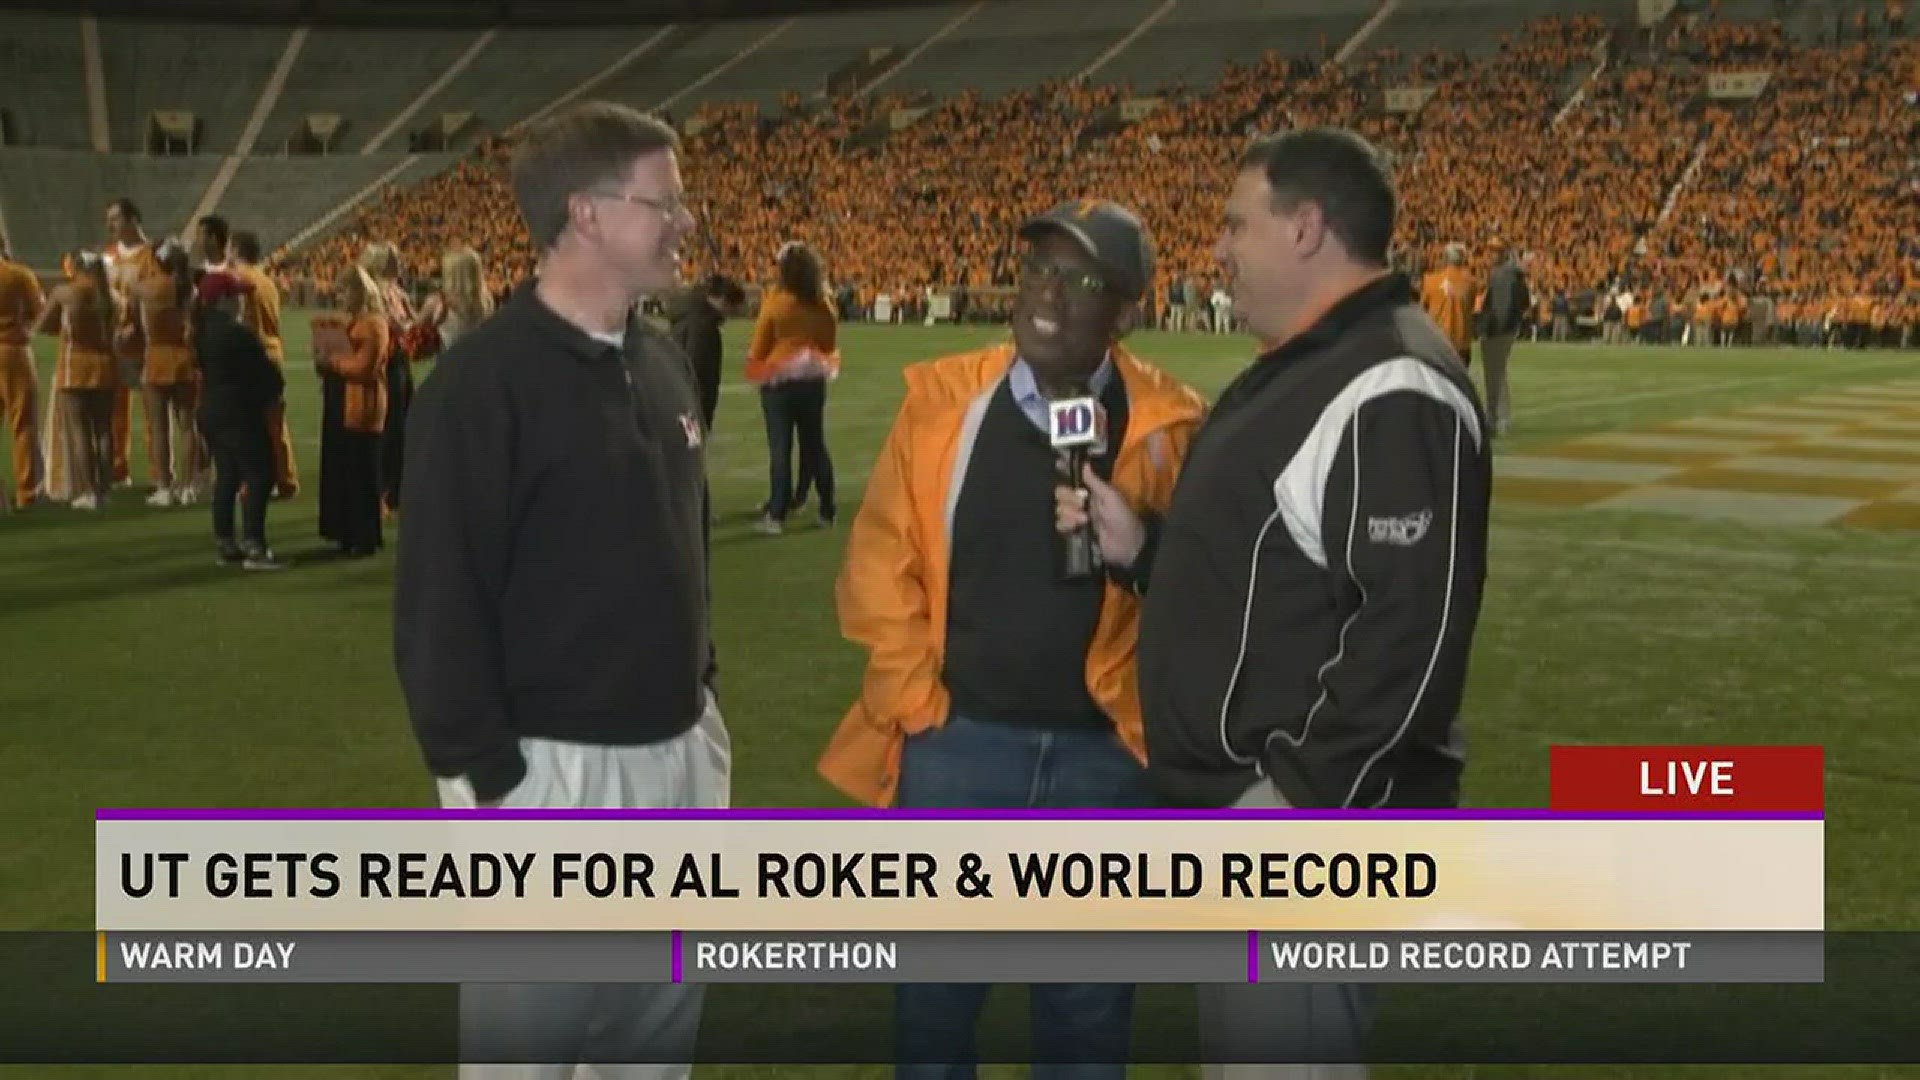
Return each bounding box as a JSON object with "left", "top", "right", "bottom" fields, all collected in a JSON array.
[
  {"left": 394, "top": 286, "right": 713, "bottom": 802},
  {"left": 1137, "top": 274, "right": 1491, "bottom": 809},
  {"left": 194, "top": 310, "right": 282, "bottom": 425}
]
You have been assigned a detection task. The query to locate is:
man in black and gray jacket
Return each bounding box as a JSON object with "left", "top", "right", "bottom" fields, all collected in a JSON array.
[{"left": 1058, "top": 128, "right": 1491, "bottom": 1078}]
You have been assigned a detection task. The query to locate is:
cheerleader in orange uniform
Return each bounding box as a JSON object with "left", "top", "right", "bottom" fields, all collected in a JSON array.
[
  {"left": 34, "top": 253, "right": 118, "bottom": 509},
  {"left": 136, "top": 239, "right": 206, "bottom": 506}
]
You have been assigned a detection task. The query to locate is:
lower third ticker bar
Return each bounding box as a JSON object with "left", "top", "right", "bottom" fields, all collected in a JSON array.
[{"left": 95, "top": 930, "right": 1823, "bottom": 984}]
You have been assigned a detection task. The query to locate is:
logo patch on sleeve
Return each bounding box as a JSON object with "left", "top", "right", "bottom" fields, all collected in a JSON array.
[{"left": 1367, "top": 509, "right": 1433, "bottom": 546}]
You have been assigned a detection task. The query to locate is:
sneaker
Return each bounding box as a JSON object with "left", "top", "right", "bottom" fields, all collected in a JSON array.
[
  {"left": 241, "top": 545, "right": 285, "bottom": 571},
  {"left": 216, "top": 540, "right": 244, "bottom": 565},
  {"left": 752, "top": 514, "right": 784, "bottom": 536},
  {"left": 70, "top": 493, "right": 100, "bottom": 511},
  {"left": 146, "top": 488, "right": 176, "bottom": 508},
  {"left": 818, "top": 509, "right": 836, "bottom": 528},
  {"left": 174, "top": 485, "right": 199, "bottom": 507}
]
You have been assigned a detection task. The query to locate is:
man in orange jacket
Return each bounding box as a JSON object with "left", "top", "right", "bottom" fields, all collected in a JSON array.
[{"left": 817, "top": 200, "right": 1206, "bottom": 1078}]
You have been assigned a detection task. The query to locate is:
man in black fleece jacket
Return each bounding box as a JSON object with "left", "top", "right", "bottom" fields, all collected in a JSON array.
[
  {"left": 1058, "top": 128, "right": 1491, "bottom": 1078},
  {"left": 393, "top": 101, "right": 724, "bottom": 1079}
]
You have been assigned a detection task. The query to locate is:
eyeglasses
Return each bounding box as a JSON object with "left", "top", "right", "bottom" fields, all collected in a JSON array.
[
  {"left": 1019, "top": 254, "right": 1107, "bottom": 297},
  {"left": 590, "top": 189, "right": 693, "bottom": 219}
]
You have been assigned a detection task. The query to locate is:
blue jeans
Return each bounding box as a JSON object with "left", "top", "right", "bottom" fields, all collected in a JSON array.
[{"left": 894, "top": 714, "right": 1152, "bottom": 1080}]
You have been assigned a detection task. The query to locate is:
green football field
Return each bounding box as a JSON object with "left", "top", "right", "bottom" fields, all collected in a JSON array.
[{"left": 3, "top": 316, "right": 1918, "bottom": 1079}]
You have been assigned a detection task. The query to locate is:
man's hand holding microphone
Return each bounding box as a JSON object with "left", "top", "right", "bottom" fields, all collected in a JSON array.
[{"left": 1054, "top": 463, "right": 1147, "bottom": 570}]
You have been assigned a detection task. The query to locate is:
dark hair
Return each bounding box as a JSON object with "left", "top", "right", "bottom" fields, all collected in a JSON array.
[
  {"left": 158, "top": 245, "right": 193, "bottom": 310},
  {"left": 232, "top": 230, "right": 263, "bottom": 263},
  {"left": 108, "top": 197, "right": 142, "bottom": 224},
  {"left": 705, "top": 274, "right": 746, "bottom": 305},
  {"left": 199, "top": 215, "right": 230, "bottom": 247},
  {"left": 510, "top": 101, "right": 680, "bottom": 250},
  {"left": 1239, "top": 128, "right": 1395, "bottom": 267},
  {"left": 777, "top": 243, "right": 826, "bottom": 305}
]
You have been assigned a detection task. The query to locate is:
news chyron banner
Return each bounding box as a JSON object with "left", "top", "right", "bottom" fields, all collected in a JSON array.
[{"left": 94, "top": 746, "right": 1825, "bottom": 986}]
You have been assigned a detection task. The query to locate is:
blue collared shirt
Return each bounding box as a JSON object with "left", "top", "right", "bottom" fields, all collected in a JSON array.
[{"left": 1007, "top": 354, "right": 1115, "bottom": 434}]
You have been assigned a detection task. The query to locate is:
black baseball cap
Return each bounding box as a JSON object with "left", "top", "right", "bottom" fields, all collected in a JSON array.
[{"left": 1018, "top": 199, "right": 1155, "bottom": 301}]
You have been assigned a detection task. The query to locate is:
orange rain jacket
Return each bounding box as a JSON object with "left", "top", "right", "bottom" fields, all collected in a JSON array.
[{"left": 817, "top": 342, "right": 1208, "bottom": 806}]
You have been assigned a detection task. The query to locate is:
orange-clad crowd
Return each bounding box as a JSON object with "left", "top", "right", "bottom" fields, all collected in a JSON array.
[{"left": 271, "top": 12, "right": 1920, "bottom": 341}]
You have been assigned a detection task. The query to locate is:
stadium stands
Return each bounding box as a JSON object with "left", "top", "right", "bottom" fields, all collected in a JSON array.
[
  {"left": 693, "top": 3, "right": 965, "bottom": 106},
  {"left": 878, "top": 0, "right": 1164, "bottom": 98},
  {"left": 0, "top": 10, "right": 92, "bottom": 149},
  {"left": 0, "top": 148, "right": 220, "bottom": 262},
  {"left": 96, "top": 21, "right": 292, "bottom": 153},
  {"left": 1092, "top": 0, "right": 1373, "bottom": 89},
  {"left": 258, "top": 26, "right": 479, "bottom": 154},
  {"left": 394, "top": 26, "right": 660, "bottom": 149},
  {"left": 593, "top": 19, "right": 804, "bottom": 112},
  {"left": 5, "top": 0, "right": 1918, "bottom": 342}
]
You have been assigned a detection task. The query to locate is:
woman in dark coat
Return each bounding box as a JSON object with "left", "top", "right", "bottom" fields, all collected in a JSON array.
[{"left": 315, "top": 266, "right": 389, "bottom": 557}]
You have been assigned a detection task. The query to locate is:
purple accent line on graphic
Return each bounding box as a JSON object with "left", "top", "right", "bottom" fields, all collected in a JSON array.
[
  {"left": 1247, "top": 931, "right": 1259, "bottom": 983},
  {"left": 671, "top": 930, "right": 682, "bottom": 984},
  {"left": 92, "top": 808, "right": 1826, "bottom": 821}
]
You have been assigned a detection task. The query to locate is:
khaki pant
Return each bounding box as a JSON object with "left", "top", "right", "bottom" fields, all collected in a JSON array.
[
  {"left": 439, "top": 692, "right": 730, "bottom": 1080},
  {"left": 1198, "top": 778, "right": 1372, "bottom": 1080}
]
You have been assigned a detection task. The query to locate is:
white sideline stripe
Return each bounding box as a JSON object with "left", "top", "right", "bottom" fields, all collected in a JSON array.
[
  {"left": 1662, "top": 416, "right": 1842, "bottom": 438},
  {"left": 1496, "top": 455, "right": 1678, "bottom": 484},
  {"left": 1717, "top": 456, "right": 1920, "bottom": 482},
  {"left": 1587, "top": 485, "right": 1862, "bottom": 527},
  {"left": 364, "top": 29, "right": 497, "bottom": 154},
  {"left": 1522, "top": 357, "right": 1920, "bottom": 418}
]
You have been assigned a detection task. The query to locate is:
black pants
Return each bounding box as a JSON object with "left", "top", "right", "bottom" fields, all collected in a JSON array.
[
  {"left": 319, "top": 375, "right": 384, "bottom": 554},
  {"left": 201, "top": 407, "right": 274, "bottom": 545},
  {"left": 760, "top": 379, "right": 834, "bottom": 520},
  {"left": 380, "top": 351, "right": 412, "bottom": 510}
]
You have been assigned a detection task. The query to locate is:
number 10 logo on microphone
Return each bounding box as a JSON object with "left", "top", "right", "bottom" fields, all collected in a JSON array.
[{"left": 1048, "top": 398, "right": 1107, "bottom": 453}]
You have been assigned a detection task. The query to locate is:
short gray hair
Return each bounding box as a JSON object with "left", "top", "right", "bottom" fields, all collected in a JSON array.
[{"left": 511, "top": 101, "right": 680, "bottom": 251}]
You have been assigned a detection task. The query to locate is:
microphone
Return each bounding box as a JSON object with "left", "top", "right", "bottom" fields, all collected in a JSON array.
[{"left": 1047, "top": 393, "right": 1108, "bottom": 580}]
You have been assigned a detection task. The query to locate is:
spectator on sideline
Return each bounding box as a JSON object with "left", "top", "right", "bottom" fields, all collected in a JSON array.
[
  {"left": 821, "top": 199, "right": 1205, "bottom": 1080},
  {"left": 1059, "top": 129, "right": 1492, "bottom": 1078},
  {"left": 670, "top": 272, "right": 746, "bottom": 430},
  {"left": 192, "top": 271, "right": 284, "bottom": 569},
  {"left": 746, "top": 241, "right": 841, "bottom": 534},
  {"left": 1478, "top": 240, "right": 1531, "bottom": 437},
  {"left": 417, "top": 246, "right": 494, "bottom": 351},
  {"left": 315, "top": 266, "right": 389, "bottom": 557},
  {"left": 395, "top": 101, "right": 725, "bottom": 1080},
  {"left": 231, "top": 230, "right": 299, "bottom": 499}
]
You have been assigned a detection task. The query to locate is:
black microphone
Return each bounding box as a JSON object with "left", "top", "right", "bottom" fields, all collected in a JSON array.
[{"left": 1047, "top": 393, "right": 1108, "bottom": 580}]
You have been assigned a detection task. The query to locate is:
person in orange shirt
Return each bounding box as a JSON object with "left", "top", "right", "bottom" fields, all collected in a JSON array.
[
  {"left": 746, "top": 241, "right": 841, "bottom": 534},
  {"left": 34, "top": 253, "right": 119, "bottom": 509},
  {"left": 1420, "top": 243, "right": 1477, "bottom": 364},
  {"left": 105, "top": 197, "right": 156, "bottom": 488},
  {"left": 135, "top": 240, "right": 205, "bottom": 507},
  {"left": 232, "top": 230, "right": 299, "bottom": 498},
  {"left": 819, "top": 200, "right": 1205, "bottom": 1076},
  {"left": 316, "top": 266, "right": 390, "bottom": 556},
  {"left": 0, "top": 239, "right": 46, "bottom": 509}
]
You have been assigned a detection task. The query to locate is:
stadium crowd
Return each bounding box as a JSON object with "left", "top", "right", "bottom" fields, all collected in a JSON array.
[{"left": 262, "top": 9, "right": 1920, "bottom": 347}]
